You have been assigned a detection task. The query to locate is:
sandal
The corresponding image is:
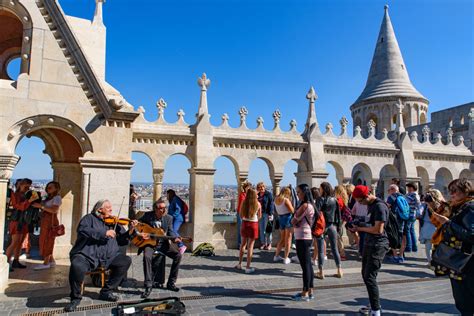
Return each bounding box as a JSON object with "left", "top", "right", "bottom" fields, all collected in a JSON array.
[
  {"left": 234, "top": 264, "right": 242, "bottom": 270},
  {"left": 315, "top": 271, "right": 325, "bottom": 279}
]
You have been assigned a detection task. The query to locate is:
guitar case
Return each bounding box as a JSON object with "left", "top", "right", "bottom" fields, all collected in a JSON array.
[{"left": 116, "top": 297, "right": 185, "bottom": 315}]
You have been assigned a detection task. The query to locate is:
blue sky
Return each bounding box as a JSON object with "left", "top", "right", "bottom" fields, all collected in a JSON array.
[{"left": 13, "top": 0, "right": 473, "bottom": 186}]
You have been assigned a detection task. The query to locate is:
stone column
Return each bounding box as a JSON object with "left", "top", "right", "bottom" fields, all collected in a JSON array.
[
  {"left": 295, "top": 171, "right": 328, "bottom": 188},
  {"left": 272, "top": 173, "right": 283, "bottom": 196},
  {"left": 188, "top": 167, "right": 215, "bottom": 249},
  {"left": 0, "top": 155, "right": 19, "bottom": 293},
  {"left": 152, "top": 168, "right": 165, "bottom": 202},
  {"left": 52, "top": 162, "right": 82, "bottom": 258}
]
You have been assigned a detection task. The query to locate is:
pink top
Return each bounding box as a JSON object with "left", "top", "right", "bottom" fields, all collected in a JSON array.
[{"left": 293, "top": 203, "right": 315, "bottom": 240}]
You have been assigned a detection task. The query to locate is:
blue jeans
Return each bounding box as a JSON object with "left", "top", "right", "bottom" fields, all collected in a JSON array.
[
  {"left": 406, "top": 221, "right": 417, "bottom": 252},
  {"left": 237, "top": 215, "right": 242, "bottom": 247},
  {"left": 173, "top": 215, "right": 184, "bottom": 248},
  {"left": 259, "top": 213, "right": 269, "bottom": 245},
  {"left": 317, "top": 224, "right": 341, "bottom": 268}
]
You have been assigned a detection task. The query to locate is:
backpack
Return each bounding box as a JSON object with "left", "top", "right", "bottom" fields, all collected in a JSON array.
[
  {"left": 386, "top": 206, "right": 402, "bottom": 249},
  {"left": 395, "top": 195, "right": 410, "bottom": 221},
  {"left": 177, "top": 197, "right": 189, "bottom": 217},
  {"left": 191, "top": 242, "right": 215, "bottom": 257},
  {"left": 311, "top": 211, "right": 326, "bottom": 238}
]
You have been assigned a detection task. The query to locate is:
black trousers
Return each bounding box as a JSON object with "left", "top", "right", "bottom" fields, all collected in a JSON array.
[
  {"left": 450, "top": 270, "right": 474, "bottom": 316},
  {"left": 143, "top": 241, "right": 182, "bottom": 288},
  {"left": 69, "top": 254, "right": 131, "bottom": 300},
  {"left": 361, "top": 242, "right": 389, "bottom": 311},
  {"left": 296, "top": 239, "right": 314, "bottom": 291}
]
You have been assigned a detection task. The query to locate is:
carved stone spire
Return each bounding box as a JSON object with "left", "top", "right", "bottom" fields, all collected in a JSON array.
[
  {"left": 197, "top": 73, "right": 211, "bottom": 121},
  {"left": 304, "top": 86, "right": 320, "bottom": 136},
  {"left": 92, "top": 0, "right": 105, "bottom": 27},
  {"left": 395, "top": 99, "right": 405, "bottom": 133}
]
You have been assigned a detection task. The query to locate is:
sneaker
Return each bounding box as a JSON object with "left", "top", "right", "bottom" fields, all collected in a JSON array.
[
  {"left": 33, "top": 263, "right": 51, "bottom": 270},
  {"left": 290, "top": 255, "right": 299, "bottom": 263},
  {"left": 324, "top": 256, "right": 328, "bottom": 260},
  {"left": 291, "top": 243, "right": 296, "bottom": 249},
  {"left": 396, "top": 256, "right": 405, "bottom": 263},
  {"left": 245, "top": 267, "right": 255, "bottom": 274},
  {"left": 178, "top": 245, "right": 187, "bottom": 255},
  {"left": 386, "top": 256, "right": 399, "bottom": 264},
  {"left": 370, "top": 310, "right": 381, "bottom": 316},
  {"left": 64, "top": 299, "right": 81, "bottom": 312},
  {"left": 309, "top": 293, "right": 315, "bottom": 300},
  {"left": 312, "top": 259, "right": 318, "bottom": 266},
  {"left": 12, "top": 260, "right": 26, "bottom": 269},
  {"left": 273, "top": 255, "right": 283, "bottom": 262},
  {"left": 359, "top": 305, "right": 370, "bottom": 315},
  {"left": 283, "top": 257, "right": 291, "bottom": 264},
  {"left": 291, "top": 293, "right": 310, "bottom": 301},
  {"left": 19, "top": 254, "right": 27, "bottom": 260}
]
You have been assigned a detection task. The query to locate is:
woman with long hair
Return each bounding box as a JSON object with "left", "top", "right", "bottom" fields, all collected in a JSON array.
[
  {"left": 236, "top": 188, "right": 261, "bottom": 273},
  {"left": 290, "top": 184, "right": 315, "bottom": 301},
  {"left": 334, "top": 185, "right": 348, "bottom": 260},
  {"left": 32, "top": 181, "right": 62, "bottom": 270},
  {"left": 237, "top": 181, "right": 252, "bottom": 248},
  {"left": 430, "top": 179, "right": 474, "bottom": 315},
  {"left": 316, "top": 182, "right": 343, "bottom": 279},
  {"left": 273, "top": 186, "right": 294, "bottom": 264},
  {"left": 6, "top": 179, "right": 36, "bottom": 271}
]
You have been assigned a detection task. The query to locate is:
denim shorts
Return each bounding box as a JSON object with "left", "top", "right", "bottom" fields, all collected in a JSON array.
[{"left": 278, "top": 213, "right": 292, "bottom": 229}]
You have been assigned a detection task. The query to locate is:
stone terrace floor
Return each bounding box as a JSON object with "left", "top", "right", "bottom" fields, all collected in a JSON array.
[{"left": 2, "top": 244, "right": 459, "bottom": 315}]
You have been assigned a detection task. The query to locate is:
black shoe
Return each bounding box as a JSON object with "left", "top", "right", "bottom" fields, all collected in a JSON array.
[
  {"left": 98, "top": 292, "right": 119, "bottom": 302},
  {"left": 64, "top": 299, "right": 81, "bottom": 312},
  {"left": 141, "top": 287, "right": 152, "bottom": 298},
  {"left": 12, "top": 259, "right": 26, "bottom": 269},
  {"left": 166, "top": 283, "right": 180, "bottom": 292}
]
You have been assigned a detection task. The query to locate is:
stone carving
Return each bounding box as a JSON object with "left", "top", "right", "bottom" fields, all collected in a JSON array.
[
  {"left": 156, "top": 98, "right": 167, "bottom": 121},
  {"left": 325, "top": 122, "right": 333, "bottom": 135},
  {"left": 456, "top": 135, "right": 465, "bottom": 146},
  {"left": 339, "top": 116, "right": 348, "bottom": 136},
  {"left": 409, "top": 131, "right": 418, "bottom": 142},
  {"left": 306, "top": 86, "right": 318, "bottom": 103},
  {"left": 422, "top": 125, "right": 430, "bottom": 142},
  {"left": 469, "top": 108, "right": 474, "bottom": 123},
  {"left": 289, "top": 119, "right": 297, "bottom": 132},
  {"left": 354, "top": 125, "right": 362, "bottom": 138},
  {"left": 382, "top": 128, "right": 388, "bottom": 140},
  {"left": 434, "top": 132, "right": 442, "bottom": 144},
  {"left": 446, "top": 127, "right": 453, "bottom": 144},
  {"left": 239, "top": 106, "right": 248, "bottom": 128},
  {"left": 197, "top": 73, "right": 210, "bottom": 91},
  {"left": 221, "top": 113, "right": 229, "bottom": 126},
  {"left": 367, "top": 119, "right": 376, "bottom": 137},
  {"left": 108, "top": 97, "right": 124, "bottom": 110},
  {"left": 177, "top": 109, "right": 186, "bottom": 124},
  {"left": 273, "top": 110, "right": 281, "bottom": 130},
  {"left": 256, "top": 116, "right": 264, "bottom": 129}
]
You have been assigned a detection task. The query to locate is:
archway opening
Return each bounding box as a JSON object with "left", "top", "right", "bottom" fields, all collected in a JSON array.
[
  {"left": 281, "top": 160, "right": 298, "bottom": 189},
  {"left": 351, "top": 163, "right": 372, "bottom": 186},
  {"left": 327, "top": 161, "right": 344, "bottom": 186},
  {"left": 213, "top": 156, "right": 238, "bottom": 223},
  {"left": 163, "top": 154, "right": 192, "bottom": 220},
  {"left": 459, "top": 169, "right": 473, "bottom": 181},
  {"left": 248, "top": 158, "right": 272, "bottom": 191},
  {"left": 435, "top": 168, "right": 453, "bottom": 198},
  {"left": 416, "top": 166, "right": 430, "bottom": 194},
  {"left": 379, "top": 165, "right": 399, "bottom": 199},
  {"left": 0, "top": 9, "right": 24, "bottom": 80},
  {"left": 130, "top": 152, "right": 153, "bottom": 214}
]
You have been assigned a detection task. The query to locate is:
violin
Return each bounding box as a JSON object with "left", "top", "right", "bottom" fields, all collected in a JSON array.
[
  {"left": 103, "top": 216, "right": 131, "bottom": 226},
  {"left": 132, "top": 222, "right": 192, "bottom": 248}
]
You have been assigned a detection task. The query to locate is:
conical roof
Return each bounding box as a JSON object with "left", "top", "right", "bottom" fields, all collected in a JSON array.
[{"left": 353, "top": 5, "right": 428, "bottom": 106}]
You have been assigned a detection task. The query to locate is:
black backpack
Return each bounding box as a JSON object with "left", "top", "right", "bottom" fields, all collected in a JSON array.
[{"left": 386, "top": 208, "right": 402, "bottom": 249}]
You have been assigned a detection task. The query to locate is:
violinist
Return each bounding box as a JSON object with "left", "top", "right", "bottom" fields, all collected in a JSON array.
[
  {"left": 137, "top": 198, "right": 182, "bottom": 298},
  {"left": 64, "top": 199, "right": 137, "bottom": 312}
]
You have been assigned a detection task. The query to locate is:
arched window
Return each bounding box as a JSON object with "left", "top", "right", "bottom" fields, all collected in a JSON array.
[
  {"left": 420, "top": 112, "right": 427, "bottom": 124},
  {"left": 0, "top": 5, "right": 32, "bottom": 80}
]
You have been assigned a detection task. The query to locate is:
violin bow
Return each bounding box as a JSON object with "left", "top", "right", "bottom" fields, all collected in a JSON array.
[{"left": 113, "top": 196, "right": 126, "bottom": 231}]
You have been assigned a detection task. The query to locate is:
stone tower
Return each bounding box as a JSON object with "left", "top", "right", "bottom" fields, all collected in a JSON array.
[{"left": 351, "top": 5, "right": 429, "bottom": 136}]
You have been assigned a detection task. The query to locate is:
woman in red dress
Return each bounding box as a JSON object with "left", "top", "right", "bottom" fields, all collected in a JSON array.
[{"left": 7, "top": 179, "right": 35, "bottom": 270}]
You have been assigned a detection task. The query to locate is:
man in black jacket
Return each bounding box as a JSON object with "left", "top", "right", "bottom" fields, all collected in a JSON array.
[
  {"left": 138, "top": 199, "right": 183, "bottom": 298},
  {"left": 64, "top": 199, "right": 134, "bottom": 312}
]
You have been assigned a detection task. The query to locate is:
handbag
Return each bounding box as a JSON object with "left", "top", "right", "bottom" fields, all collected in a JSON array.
[
  {"left": 432, "top": 242, "right": 472, "bottom": 274},
  {"left": 48, "top": 206, "right": 65, "bottom": 238}
]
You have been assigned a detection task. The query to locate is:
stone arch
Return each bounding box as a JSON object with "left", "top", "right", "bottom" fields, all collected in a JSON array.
[
  {"left": 0, "top": 2, "right": 33, "bottom": 79},
  {"left": 417, "top": 166, "right": 430, "bottom": 194},
  {"left": 351, "top": 163, "right": 372, "bottom": 186},
  {"left": 459, "top": 169, "right": 473, "bottom": 181},
  {"left": 378, "top": 164, "right": 399, "bottom": 199},
  {"left": 435, "top": 167, "right": 453, "bottom": 198},
  {"left": 213, "top": 156, "right": 239, "bottom": 224},
  {"left": 327, "top": 160, "right": 344, "bottom": 184}
]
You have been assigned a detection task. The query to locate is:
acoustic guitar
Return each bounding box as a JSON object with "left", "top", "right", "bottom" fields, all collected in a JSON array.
[{"left": 132, "top": 222, "right": 192, "bottom": 248}]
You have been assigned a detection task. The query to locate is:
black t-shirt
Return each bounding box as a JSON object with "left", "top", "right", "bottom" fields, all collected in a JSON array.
[{"left": 365, "top": 198, "right": 389, "bottom": 245}]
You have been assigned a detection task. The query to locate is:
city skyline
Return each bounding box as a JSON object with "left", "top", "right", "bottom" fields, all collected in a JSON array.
[{"left": 12, "top": 0, "right": 473, "bottom": 184}]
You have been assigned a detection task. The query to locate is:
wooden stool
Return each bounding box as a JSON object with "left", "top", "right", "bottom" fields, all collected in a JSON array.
[{"left": 81, "top": 267, "right": 109, "bottom": 294}]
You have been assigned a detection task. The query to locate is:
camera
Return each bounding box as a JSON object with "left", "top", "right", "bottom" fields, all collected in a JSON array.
[{"left": 345, "top": 219, "right": 370, "bottom": 230}]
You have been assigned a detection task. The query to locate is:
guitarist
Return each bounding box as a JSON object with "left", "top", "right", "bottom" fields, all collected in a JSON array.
[{"left": 137, "top": 198, "right": 183, "bottom": 298}]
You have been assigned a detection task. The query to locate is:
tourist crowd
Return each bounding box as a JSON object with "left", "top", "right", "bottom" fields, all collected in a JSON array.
[{"left": 234, "top": 178, "right": 473, "bottom": 316}]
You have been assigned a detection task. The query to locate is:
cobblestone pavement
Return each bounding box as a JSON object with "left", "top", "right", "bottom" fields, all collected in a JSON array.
[{"left": 1, "top": 245, "right": 459, "bottom": 315}]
